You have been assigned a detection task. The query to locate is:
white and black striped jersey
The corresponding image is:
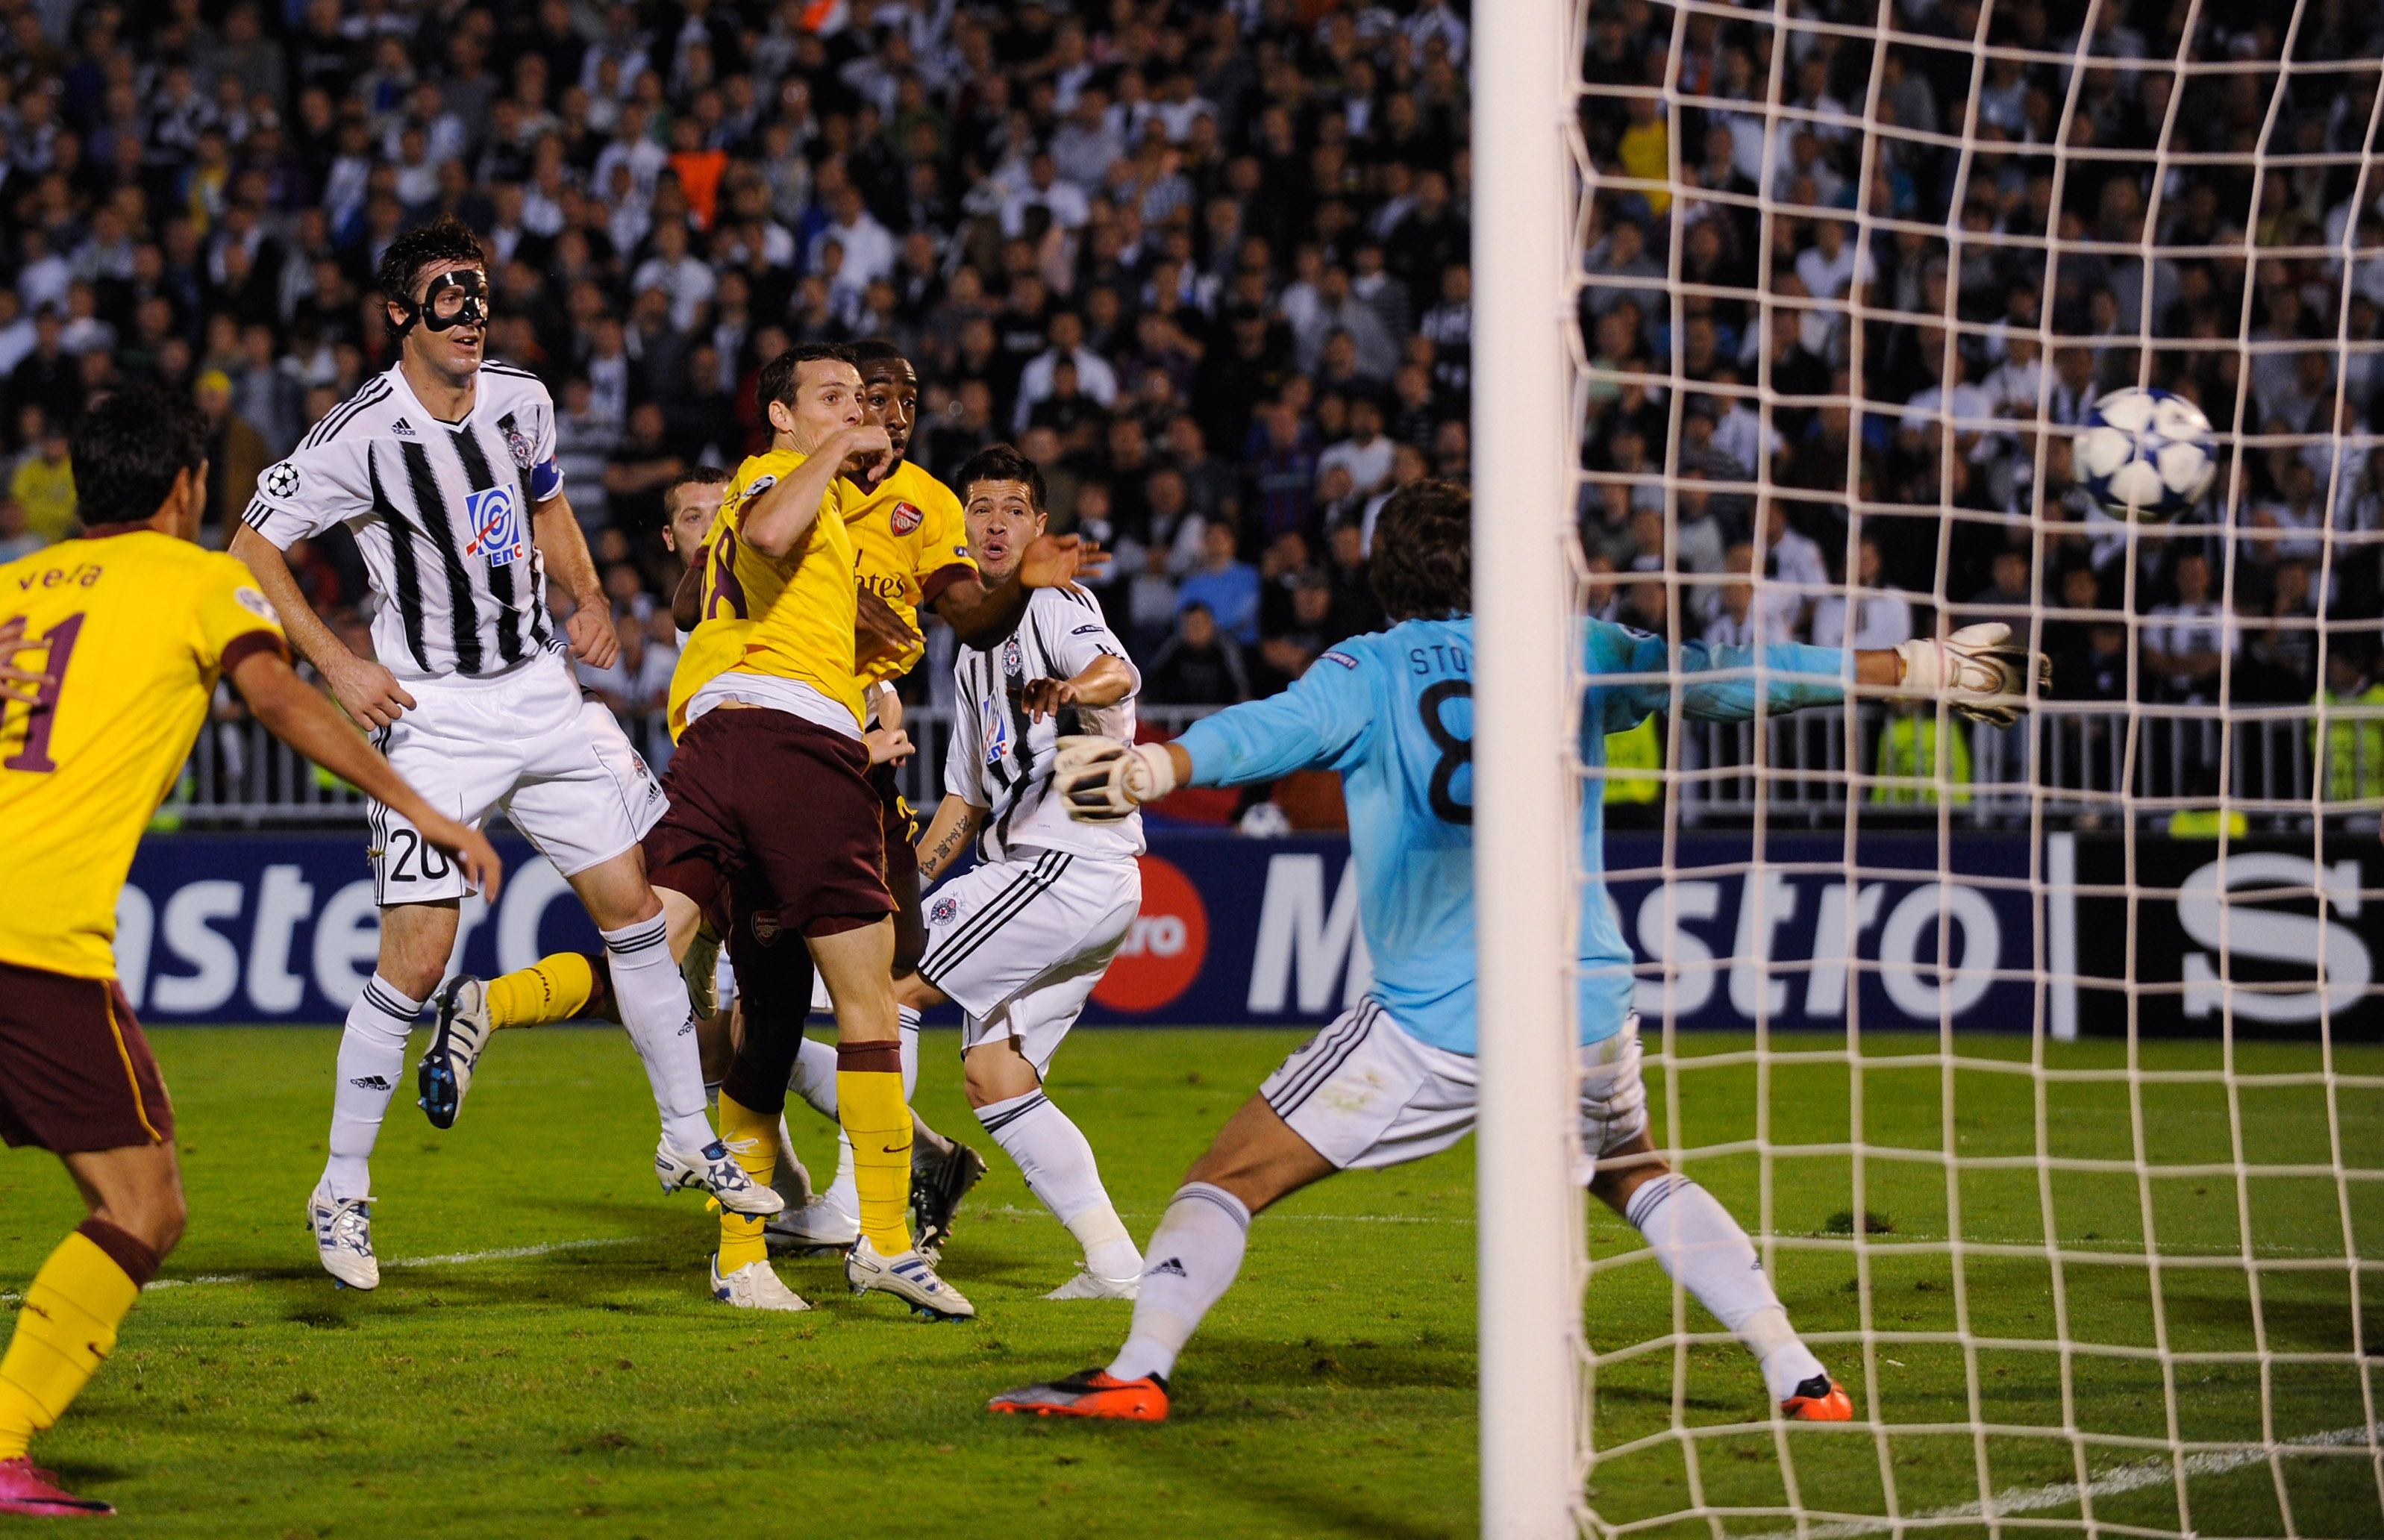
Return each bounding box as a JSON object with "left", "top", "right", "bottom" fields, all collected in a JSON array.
[
  {"left": 243, "top": 361, "right": 568, "bottom": 682},
  {"left": 946, "top": 586, "right": 1143, "bottom": 864}
]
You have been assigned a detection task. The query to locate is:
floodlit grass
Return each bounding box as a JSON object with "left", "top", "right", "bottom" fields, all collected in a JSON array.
[{"left": 0, "top": 1028, "right": 2375, "bottom": 1538}]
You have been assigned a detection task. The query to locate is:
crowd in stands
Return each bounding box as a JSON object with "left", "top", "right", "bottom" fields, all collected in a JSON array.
[
  {"left": 0, "top": 0, "right": 1472, "bottom": 760},
  {"left": 1574, "top": 0, "right": 2384, "bottom": 769},
  {"left": 2, "top": 0, "right": 2382, "bottom": 806}
]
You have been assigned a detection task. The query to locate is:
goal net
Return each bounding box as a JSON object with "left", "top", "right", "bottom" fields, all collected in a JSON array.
[{"left": 1479, "top": 1, "right": 2384, "bottom": 1536}]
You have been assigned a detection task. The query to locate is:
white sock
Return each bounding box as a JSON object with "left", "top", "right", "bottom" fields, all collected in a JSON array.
[
  {"left": 601, "top": 916, "right": 714, "bottom": 1154},
  {"left": 322, "top": 974, "right": 422, "bottom": 1201},
  {"left": 1628, "top": 1174, "right": 1829, "bottom": 1402},
  {"left": 897, "top": 1005, "right": 920, "bottom": 1098},
  {"left": 1109, "top": 1183, "right": 1248, "bottom": 1383},
  {"left": 824, "top": 1131, "right": 858, "bottom": 1220},
  {"left": 977, "top": 1090, "right": 1138, "bottom": 1280},
  {"left": 791, "top": 1033, "right": 839, "bottom": 1120}
]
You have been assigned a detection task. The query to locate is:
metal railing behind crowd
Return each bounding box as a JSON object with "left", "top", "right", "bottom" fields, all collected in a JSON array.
[
  {"left": 164, "top": 704, "right": 1227, "bottom": 830},
  {"left": 166, "top": 699, "right": 2383, "bottom": 832}
]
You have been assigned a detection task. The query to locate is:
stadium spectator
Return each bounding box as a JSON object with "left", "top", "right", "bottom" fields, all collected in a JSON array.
[{"left": 1144, "top": 601, "right": 1249, "bottom": 707}]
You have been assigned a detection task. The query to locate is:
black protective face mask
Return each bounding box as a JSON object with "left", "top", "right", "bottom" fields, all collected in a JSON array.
[{"left": 395, "top": 269, "right": 489, "bottom": 336}]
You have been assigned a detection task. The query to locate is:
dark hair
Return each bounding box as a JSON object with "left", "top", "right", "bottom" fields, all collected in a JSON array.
[
  {"left": 73, "top": 384, "right": 207, "bottom": 528},
  {"left": 845, "top": 338, "right": 911, "bottom": 372},
  {"left": 375, "top": 213, "right": 486, "bottom": 321},
  {"left": 956, "top": 443, "right": 1047, "bottom": 511},
  {"left": 757, "top": 342, "right": 854, "bottom": 418},
  {"left": 1369, "top": 478, "right": 1472, "bottom": 622}
]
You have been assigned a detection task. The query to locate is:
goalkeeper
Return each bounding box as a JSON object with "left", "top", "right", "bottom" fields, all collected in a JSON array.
[{"left": 987, "top": 478, "right": 2044, "bottom": 1423}]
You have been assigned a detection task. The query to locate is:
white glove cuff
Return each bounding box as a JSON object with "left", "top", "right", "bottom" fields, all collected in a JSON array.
[
  {"left": 1123, "top": 742, "right": 1180, "bottom": 804},
  {"left": 1892, "top": 638, "right": 1942, "bottom": 695}
]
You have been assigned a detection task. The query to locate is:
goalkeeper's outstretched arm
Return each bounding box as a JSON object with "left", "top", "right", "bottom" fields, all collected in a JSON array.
[{"left": 1610, "top": 621, "right": 2046, "bottom": 732}]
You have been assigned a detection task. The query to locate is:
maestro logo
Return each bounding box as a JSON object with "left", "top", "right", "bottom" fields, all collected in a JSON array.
[{"left": 1093, "top": 854, "right": 1208, "bottom": 1012}]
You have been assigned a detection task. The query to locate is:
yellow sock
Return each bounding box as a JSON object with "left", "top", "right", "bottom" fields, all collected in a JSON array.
[
  {"left": 838, "top": 1055, "right": 913, "bottom": 1256},
  {"left": 487, "top": 952, "right": 595, "bottom": 1030},
  {"left": 0, "top": 1232, "right": 143, "bottom": 1461},
  {"left": 716, "top": 1092, "right": 777, "bottom": 1271}
]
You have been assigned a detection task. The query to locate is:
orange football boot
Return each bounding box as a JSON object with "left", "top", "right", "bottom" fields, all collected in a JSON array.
[
  {"left": 1782, "top": 1374, "right": 1854, "bottom": 1421},
  {"left": 988, "top": 1368, "right": 1170, "bottom": 1421}
]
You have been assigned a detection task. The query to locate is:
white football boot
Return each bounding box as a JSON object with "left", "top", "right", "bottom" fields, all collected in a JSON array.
[
  {"left": 307, "top": 1184, "right": 379, "bottom": 1290},
  {"left": 764, "top": 1195, "right": 859, "bottom": 1254},
  {"left": 655, "top": 1136, "right": 786, "bottom": 1216},
  {"left": 1043, "top": 1268, "right": 1141, "bottom": 1301},
  {"left": 417, "top": 975, "right": 494, "bottom": 1130},
  {"left": 710, "top": 1255, "right": 812, "bottom": 1312},
  {"left": 845, "top": 1236, "right": 975, "bottom": 1320}
]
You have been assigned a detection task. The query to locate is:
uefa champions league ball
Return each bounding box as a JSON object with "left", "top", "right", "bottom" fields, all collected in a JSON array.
[{"left": 2076, "top": 386, "right": 2218, "bottom": 521}]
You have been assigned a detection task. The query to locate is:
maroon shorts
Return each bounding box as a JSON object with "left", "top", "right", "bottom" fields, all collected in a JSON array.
[
  {"left": 644, "top": 707, "right": 893, "bottom": 938},
  {"left": 0, "top": 959, "right": 175, "bottom": 1153}
]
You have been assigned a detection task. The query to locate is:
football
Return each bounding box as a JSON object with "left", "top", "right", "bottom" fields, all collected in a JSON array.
[{"left": 2076, "top": 385, "right": 2219, "bottom": 520}]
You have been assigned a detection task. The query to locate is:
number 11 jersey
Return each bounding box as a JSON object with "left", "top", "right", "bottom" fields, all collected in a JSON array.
[{"left": 0, "top": 531, "right": 287, "bottom": 979}]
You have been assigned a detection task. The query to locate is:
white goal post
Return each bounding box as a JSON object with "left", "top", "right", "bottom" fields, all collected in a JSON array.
[
  {"left": 1473, "top": 1, "right": 2384, "bottom": 1536},
  {"left": 1473, "top": 0, "right": 1590, "bottom": 1533}
]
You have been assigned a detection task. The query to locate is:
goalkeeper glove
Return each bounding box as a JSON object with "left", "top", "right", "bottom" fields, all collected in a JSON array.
[
  {"left": 1892, "top": 622, "right": 2048, "bottom": 728},
  {"left": 1053, "top": 735, "right": 1177, "bottom": 821}
]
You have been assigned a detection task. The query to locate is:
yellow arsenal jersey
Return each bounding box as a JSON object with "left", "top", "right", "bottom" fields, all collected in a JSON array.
[
  {"left": 0, "top": 531, "right": 287, "bottom": 977},
  {"left": 668, "top": 446, "right": 866, "bottom": 739},
  {"left": 840, "top": 459, "right": 976, "bottom": 686}
]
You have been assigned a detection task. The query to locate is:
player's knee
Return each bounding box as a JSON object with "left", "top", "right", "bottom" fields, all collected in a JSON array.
[
  {"left": 962, "top": 1045, "right": 1037, "bottom": 1109},
  {"left": 102, "top": 1185, "right": 187, "bottom": 1259}
]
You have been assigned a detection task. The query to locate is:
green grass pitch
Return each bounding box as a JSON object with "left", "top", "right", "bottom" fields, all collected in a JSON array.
[{"left": 0, "top": 1027, "right": 2377, "bottom": 1539}]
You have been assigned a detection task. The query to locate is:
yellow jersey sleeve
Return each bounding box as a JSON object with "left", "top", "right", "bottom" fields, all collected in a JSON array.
[
  {"left": 666, "top": 447, "right": 864, "bottom": 739},
  {"left": 190, "top": 552, "right": 290, "bottom": 675}
]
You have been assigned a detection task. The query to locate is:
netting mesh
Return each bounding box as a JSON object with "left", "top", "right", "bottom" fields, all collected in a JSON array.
[{"left": 1565, "top": 2, "right": 2384, "bottom": 1534}]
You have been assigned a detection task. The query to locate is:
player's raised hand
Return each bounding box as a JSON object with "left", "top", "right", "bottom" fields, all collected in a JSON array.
[
  {"left": 1054, "top": 734, "right": 1179, "bottom": 821},
  {"left": 1016, "top": 533, "right": 1104, "bottom": 591},
  {"left": 418, "top": 811, "right": 504, "bottom": 901},
  {"left": 854, "top": 586, "right": 922, "bottom": 669},
  {"left": 839, "top": 423, "right": 897, "bottom": 486},
  {"left": 325, "top": 652, "right": 418, "bottom": 730},
  {"left": 1022, "top": 676, "right": 1080, "bottom": 721},
  {"left": 0, "top": 613, "right": 45, "bottom": 704},
  {"left": 566, "top": 604, "right": 619, "bottom": 671},
  {"left": 1893, "top": 622, "right": 2048, "bottom": 728}
]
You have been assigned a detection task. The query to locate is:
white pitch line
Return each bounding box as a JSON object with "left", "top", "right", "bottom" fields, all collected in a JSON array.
[
  {"left": 137, "top": 1236, "right": 648, "bottom": 1292},
  {"left": 1743, "top": 1421, "right": 2384, "bottom": 1540}
]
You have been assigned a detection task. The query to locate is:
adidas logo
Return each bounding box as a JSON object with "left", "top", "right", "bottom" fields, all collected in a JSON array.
[
  {"left": 348, "top": 1074, "right": 392, "bottom": 1089},
  {"left": 390, "top": 417, "right": 416, "bottom": 437},
  {"left": 1151, "top": 1256, "right": 1187, "bottom": 1277}
]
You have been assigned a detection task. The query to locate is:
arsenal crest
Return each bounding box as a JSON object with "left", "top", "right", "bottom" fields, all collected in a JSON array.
[{"left": 889, "top": 500, "right": 923, "bottom": 535}]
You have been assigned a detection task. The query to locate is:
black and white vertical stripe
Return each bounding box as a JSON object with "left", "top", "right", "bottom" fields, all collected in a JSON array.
[
  {"left": 955, "top": 587, "right": 1128, "bottom": 860},
  {"left": 242, "top": 364, "right": 558, "bottom": 680}
]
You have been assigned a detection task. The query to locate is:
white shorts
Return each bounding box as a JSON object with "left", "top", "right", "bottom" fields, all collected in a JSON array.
[
  {"left": 916, "top": 850, "right": 1141, "bottom": 1075},
  {"left": 1260, "top": 1002, "right": 1650, "bottom": 1173},
  {"left": 366, "top": 654, "right": 669, "bottom": 904}
]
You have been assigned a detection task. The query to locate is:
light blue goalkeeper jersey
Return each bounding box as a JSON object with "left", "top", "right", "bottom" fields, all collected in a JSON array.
[{"left": 1172, "top": 617, "right": 1850, "bottom": 1057}]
